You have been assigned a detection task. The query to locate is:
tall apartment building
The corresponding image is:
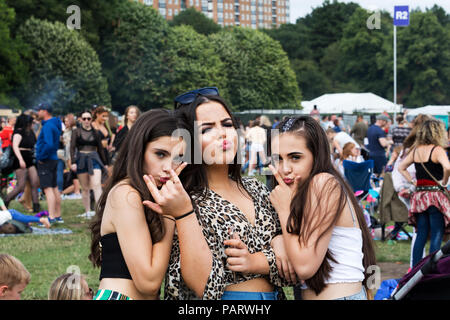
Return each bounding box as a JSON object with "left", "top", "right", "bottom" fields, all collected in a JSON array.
[{"left": 136, "top": 0, "right": 290, "bottom": 29}]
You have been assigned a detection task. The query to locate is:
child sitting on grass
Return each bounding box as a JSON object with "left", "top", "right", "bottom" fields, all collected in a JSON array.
[{"left": 0, "top": 254, "right": 31, "bottom": 300}]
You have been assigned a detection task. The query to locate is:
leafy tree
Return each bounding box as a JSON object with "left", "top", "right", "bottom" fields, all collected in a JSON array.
[
  {"left": 100, "top": 1, "right": 170, "bottom": 112},
  {"left": 290, "top": 59, "right": 331, "bottom": 100},
  {"left": 209, "top": 28, "right": 301, "bottom": 111},
  {"left": 161, "top": 25, "right": 227, "bottom": 107},
  {"left": 303, "top": 0, "right": 360, "bottom": 62},
  {"left": 262, "top": 22, "right": 313, "bottom": 61},
  {"left": 395, "top": 11, "right": 450, "bottom": 106},
  {"left": 170, "top": 7, "right": 221, "bottom": 36},
  {"left": 16, "top": 17, "right": 110, "bottom": 114},
  {"left": 336, "top": 8, "right": 392, "bottom": 98},
  {"left": 6, "top": 0, "right": 122, "bottom": 51},
  {"left": 0, "top": 0, "right": 29, "bottom": 108}
]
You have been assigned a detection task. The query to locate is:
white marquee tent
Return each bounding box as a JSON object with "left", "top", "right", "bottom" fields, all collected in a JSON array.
[
  {"left": 301, "top": 93, "right": 401, "bottom": 114},
  {"left": 405, "top": 105, "right": 450, "bottom": 116}
]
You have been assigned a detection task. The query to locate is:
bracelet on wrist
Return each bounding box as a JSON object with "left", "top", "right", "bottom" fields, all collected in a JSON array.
[
  {"left": 175, "top": 209, "right": 195, "bottom": 221},
  {"left": 162, "top": 215, "right": 175, "bottom": 222}
]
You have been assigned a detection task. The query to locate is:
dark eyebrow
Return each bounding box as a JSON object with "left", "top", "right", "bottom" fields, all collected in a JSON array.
[
  {"left": 153, "top": 148, "right": 169, "bottom": 155},
  {"left": 200, "top": 118, "right": 233, "bottom": 127},
  {"left": 288, "top": 152, "right": 303, "bottom": 156}
]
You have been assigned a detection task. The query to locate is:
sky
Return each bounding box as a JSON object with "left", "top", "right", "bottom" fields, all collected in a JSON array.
[{"left": 289, "top": 0, "right": 450, "bottom": 23}]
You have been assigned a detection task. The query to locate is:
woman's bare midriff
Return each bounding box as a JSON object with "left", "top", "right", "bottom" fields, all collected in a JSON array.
[
  {"left": 98, "top": 278, "right": 159, "bottom": 300},
  {"left": 302, "top": 281, "right": 363, "bottom": 300},
  {"left": 224, "top": 278, "right": 274, "bottom": 292}
]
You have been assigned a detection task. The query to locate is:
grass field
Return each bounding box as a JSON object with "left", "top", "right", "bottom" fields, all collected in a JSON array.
[{"left": 1, "top": 194, "right": 415, "bottom": 300}]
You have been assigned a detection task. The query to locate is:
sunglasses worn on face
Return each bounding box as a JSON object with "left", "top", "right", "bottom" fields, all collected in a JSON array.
[
  {"left": 82, "top": 117, "right": 92, "bottom": 121},
  {"left": 173, "top": 87, "right": 219, "bottom": 109}
]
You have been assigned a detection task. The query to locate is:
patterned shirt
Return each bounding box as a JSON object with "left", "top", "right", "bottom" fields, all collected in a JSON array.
[{"left": 164, "top": 177, "right": 288, "bottom": 300}]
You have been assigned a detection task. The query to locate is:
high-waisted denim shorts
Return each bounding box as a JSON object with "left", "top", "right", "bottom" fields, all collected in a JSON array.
[
  {"left": 334, "top": 287, "right": 367, "bottom": 300},
  {"left": 221, "top": 290, "right": 278, "bottom": 300}
]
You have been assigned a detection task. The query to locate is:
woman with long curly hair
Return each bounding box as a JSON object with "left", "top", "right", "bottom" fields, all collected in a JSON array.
[{"left": 399, "top": 118, "right": 450, "bottom": 267}]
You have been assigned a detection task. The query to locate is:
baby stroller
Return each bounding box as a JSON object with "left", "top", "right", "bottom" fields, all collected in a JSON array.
[{"left": 390, "top": 240, "right": 450, "bottom": 300}]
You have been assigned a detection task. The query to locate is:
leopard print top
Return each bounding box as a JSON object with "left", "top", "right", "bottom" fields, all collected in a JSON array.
[{"left": 164, "top": 177, "right": 288, "bottom": 300}]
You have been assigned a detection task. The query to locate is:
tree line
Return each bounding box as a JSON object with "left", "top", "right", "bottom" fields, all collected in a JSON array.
[
  {"left": 0, "top": 0, "right": 299, "bottom": 114},
  {"left": 264, "top": 0, "right": 450, "bottom": 107},
  {"left": 1, "top": 0, "right": 450, "bottom": 114}
]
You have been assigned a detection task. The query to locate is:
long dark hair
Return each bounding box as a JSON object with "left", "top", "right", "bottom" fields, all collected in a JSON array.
[
  {"left": 14, "top": 114, "right": 33, "bottom": 133},
  {"left": 274, "top": 116, "right": 376, "bottom": 295},
  {"left": 174, "top": 94, "right": 244, "bottom": 198},
  {"left": 89, "top": 109, "right": 184, "bottom": 267}
]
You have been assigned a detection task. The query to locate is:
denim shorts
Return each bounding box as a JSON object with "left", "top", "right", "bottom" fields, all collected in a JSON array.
[
  {"left": 77, "top": 157, "right": 101, "bottom": 174},
  {"left": 334, "top": 287, "right": 367, "bottom": 300},
  {"left": 221, "top": 291, "right": 278, "bottom": 300}
]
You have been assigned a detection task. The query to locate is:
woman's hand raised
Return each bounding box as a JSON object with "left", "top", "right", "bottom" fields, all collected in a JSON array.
[
  {"left": 268, "top": 164, "right": 301, "bottom": 218},
  {"left": 142, "top": 162, "right": 193, "bottom": 218}
]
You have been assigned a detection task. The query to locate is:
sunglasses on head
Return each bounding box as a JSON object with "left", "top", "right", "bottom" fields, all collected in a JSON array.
[{"left": 173, "top": 87, "right": 219, "bottom": 109}]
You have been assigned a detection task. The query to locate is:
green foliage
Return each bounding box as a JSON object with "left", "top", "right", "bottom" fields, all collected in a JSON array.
[
  {"left": 302, "top": 0, "right": 360, "bottom": 62},
  {"left": 209, "top": 27, "right": 301, "bottom": 111},
  {"left": 100, "top": 1, "right": 169, "bottom": 112},
  {"left": 395, "top": 11, "right": 450, "bottom": 106},
  {"left": 290, "top": 59, "right": 331, "bottom": 101},
  {"left": 0, "top": 0, "right": 29, "bottom": 103},
  {"left": 336, "top": 8, "right": 393, "bottom": 98},
  {"left": 17, "top": 17, "right": 110, "bottom": 114},
  {"left": 170, "top": 7, "right": 221, "bottom": 36},
  {"left": 161, "top": 25, "right": 227, "bottom": 108},
  {"left": 6, "top": 0, "right": 123, "bottom": 51}
]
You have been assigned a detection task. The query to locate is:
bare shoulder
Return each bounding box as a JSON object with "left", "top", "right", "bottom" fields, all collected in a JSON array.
[
  {"left": 311, "top": 172, "right": 337, "bottom": 189},
  {"left": 107, "top": 181, "right": 143, "bottom": 211},
  {"left": 309, "top": 173, "right": 341, "bottom": 201}
]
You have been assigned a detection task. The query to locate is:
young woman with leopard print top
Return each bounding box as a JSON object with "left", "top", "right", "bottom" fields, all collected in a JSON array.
[{"left": 149, "top": 89, "right": 295, "bottom": 300}]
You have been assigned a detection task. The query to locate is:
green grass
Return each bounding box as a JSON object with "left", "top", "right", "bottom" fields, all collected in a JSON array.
[
  {"left": 2, "top": 182, "right": 414, "bottom": 300},
  {"left": 2, "top": 199, "right": 98, "bottom": 300}
]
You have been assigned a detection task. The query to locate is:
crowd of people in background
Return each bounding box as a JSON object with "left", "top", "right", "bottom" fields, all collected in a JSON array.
[
  {"left": 1, "top": 94, "right": 449, "bottom": 301},
  {"left": 0, "top": 104, "right": 142, "bottom": 226}
]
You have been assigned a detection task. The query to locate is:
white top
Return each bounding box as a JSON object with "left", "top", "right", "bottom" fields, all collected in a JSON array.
[
  {"left": 334, "top": 132, "right": 360, "bottom": 150},
  {"left": 0, "top": 210, "right": 12, "bottom": 226},
  {"left": 325, "top": 226, "right": 365, "bottom": 284},
  {"left": 301, "top": 199, "right": 364, "bottom": 289},
  {"left": 246, "top": 126, "right": 266, "bottom": 145},
  {"left": 392, "top": 151, "right": 416, "bottom": 193}
]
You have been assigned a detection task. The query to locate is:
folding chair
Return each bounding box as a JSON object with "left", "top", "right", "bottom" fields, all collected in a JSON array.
[
  {"left": 343, "top": 159, "right": 374, "bottom": 193},
  {"left": 378, "top": 172, "right": 412, "bottom": 241},
  {"left": 343, "top": 159, "right": 381, "bottom": 228}
]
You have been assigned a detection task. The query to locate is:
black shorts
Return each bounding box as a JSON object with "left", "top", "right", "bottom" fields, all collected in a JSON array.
[{"left": 37, "top": 159, "right": 58, "bottom": 189}]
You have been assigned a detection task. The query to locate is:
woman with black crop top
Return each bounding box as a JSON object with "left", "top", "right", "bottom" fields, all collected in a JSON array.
[
  {"left": 88, "top": 109, "right": 189, "bottom": 300},
  {"left": 3, "top": 114, "right": 40, "bottom": 213},
  {"left": 70, "top": 110, "right": 109, "bottom": 216},
  {"left": 399, "top": 119, "right": 450, "bottom": 267}
]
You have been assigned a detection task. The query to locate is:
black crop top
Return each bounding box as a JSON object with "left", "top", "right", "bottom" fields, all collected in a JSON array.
[
  {"left": 414, "top": 146, "right": 444, "bottom": 181},
  {"left": 99, "top": 233, "right": 132, "bottom": 280},
  {"left": 13, "top": 128, "right": 36, "bottom": 149}
]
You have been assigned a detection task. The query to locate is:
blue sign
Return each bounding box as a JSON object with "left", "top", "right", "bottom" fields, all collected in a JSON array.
[{"left": 394, "top": 6, "right": 410, "bottom": 26}]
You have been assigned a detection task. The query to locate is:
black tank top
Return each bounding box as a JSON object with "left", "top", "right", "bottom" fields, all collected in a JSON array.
[
  {"left": 99, "top": 233, "right": 132, "bottom": 280},
  {"left": 414, "top": 146, "right": 444, "bottom": 181}
]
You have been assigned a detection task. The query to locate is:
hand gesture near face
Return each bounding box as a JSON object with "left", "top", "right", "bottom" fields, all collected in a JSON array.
[
  {"left": 142, "top": 162, "right": 193, "bottom": 218},
  {"left": 268, "top": 164, "right": 301, "bottom": 218}
]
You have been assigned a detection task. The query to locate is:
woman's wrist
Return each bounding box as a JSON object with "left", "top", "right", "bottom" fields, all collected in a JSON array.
[{"left": 175, "top": 208, "right": 195, "bottom": 221}]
